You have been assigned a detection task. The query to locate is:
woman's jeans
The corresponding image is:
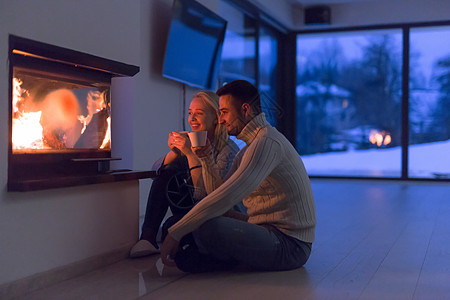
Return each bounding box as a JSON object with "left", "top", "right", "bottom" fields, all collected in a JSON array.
[
  {"left": 141, "top": 156, "right": 190, "bottom": 241},
  {"left": 191, "top": 216, "right": 312, "bottom": 271}
]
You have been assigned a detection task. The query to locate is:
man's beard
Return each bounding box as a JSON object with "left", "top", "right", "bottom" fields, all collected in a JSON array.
[{"left": 227, "top": 116, "right": 246, "bottom": 136}]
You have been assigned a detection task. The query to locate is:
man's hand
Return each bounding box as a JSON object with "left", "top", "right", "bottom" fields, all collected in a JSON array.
[{"left": 161, "top": 233, "right": 180, "bottom": 267}]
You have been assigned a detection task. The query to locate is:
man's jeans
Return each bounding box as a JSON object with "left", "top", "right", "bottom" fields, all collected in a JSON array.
[{"left": 192, "top": 216, "right": 312, "bottom": 271}]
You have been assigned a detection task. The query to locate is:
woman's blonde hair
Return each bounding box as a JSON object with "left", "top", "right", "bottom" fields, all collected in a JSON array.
[{"left": 193, "top": 90, "right": 228, "bottom": 152}]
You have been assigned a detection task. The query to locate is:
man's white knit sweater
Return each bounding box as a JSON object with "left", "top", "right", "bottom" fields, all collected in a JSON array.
[{"left": 169, "top": 113, "right": 316, "bottom": 243}]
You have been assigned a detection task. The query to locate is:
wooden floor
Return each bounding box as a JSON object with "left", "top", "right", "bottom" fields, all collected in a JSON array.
[{"left": 22, "top": 179, "right": 450, "bottom": 300}]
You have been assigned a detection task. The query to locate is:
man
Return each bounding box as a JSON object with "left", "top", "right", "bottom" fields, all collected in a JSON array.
[{"left": 161, "top": 80, "right": 316, "bottom": 272}]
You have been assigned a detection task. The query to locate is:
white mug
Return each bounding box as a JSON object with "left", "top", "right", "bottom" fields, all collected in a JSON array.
[{"left": 188, "top": 131, "right": 207, "bottom": 147}]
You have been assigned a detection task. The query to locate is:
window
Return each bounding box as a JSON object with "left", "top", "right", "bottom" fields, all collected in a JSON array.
[
  {"left": 296, "top": 30, "right": 403, "bottom": 177},
  {"left": 259, "top": 25, "right": 278, "bottom": 126},
  {"left": 409, "top": 26, "right": 450, "bottom": 179},
  {"left": 217, "top": 0, "right": 282, "bottom": 129},
  {"left": 216, "top": 2, "right": 448, "bottom": 180},
  {"left": 217, "top": 1, "right": 257, "bottom": 86}
]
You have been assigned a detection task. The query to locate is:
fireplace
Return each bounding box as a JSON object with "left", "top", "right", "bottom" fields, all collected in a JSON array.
[{"left": 8, "top": 35, "right": 154, "bottom": 191}]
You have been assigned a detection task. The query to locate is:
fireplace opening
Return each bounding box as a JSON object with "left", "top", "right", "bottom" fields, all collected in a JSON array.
[
  {"left": 7, "top": 35, "right": 151, "bottom": 191},
  {"left": 13, "top": 68, "right": 111, "bottom": 152}
]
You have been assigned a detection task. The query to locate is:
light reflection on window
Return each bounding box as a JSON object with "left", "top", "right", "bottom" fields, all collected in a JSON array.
[
  {"left": 259, "top": 26, "right": 278, "bottom": 126},
  {"left": 217, "top": 1, "right": 256, "bottom": 86}
]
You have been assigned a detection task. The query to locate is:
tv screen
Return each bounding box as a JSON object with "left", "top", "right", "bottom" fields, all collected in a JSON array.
[{"left": 162, "top": 0, "right": 227, "bottom": 89}]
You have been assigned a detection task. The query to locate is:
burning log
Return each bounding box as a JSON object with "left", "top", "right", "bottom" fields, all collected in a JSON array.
[{"left": 42, "top": 128, "right": 67, "bottom": 150}]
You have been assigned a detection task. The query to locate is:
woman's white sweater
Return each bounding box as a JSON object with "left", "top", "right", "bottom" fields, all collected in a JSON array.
[{"left": 169, "top": 113, "right": 316, "bottom": 243}]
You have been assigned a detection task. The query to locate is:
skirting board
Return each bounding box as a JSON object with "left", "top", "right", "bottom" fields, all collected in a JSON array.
[{"left": 0, "top": 243, "right": 133, "bottom": 299}]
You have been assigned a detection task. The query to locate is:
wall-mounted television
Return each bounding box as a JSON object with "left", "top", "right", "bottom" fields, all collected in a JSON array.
[{"left": 162, "top": 0, "right": 227, "bottom": 89}]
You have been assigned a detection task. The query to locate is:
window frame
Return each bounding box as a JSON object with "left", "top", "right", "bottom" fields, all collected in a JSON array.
[
  {"left": 294, "top": 20, "right": 450, "bottom": 182},
  {"left": 219, "top": 0, "right": 289, "bottom": 131}
]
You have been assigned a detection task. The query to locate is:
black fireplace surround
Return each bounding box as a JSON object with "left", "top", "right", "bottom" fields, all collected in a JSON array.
[{"left": 8, "top": 35, "right": 155, "bottom": 191}]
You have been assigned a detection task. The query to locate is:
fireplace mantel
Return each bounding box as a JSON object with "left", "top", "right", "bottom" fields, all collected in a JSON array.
[{"left": 8, "top": 170, "right": 157, "bottom": 192}]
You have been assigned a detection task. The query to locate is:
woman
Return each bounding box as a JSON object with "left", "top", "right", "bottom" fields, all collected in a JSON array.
[{"left": 130, "top": 91, "right": 240, "bottom": 258}]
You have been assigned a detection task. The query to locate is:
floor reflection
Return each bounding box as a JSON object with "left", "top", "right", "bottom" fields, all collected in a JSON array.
[{"left": 23, "top": 255, "right": 186, "bottom": 300}]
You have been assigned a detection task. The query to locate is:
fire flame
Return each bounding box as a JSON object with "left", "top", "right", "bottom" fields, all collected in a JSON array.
[
  {"left": 369, "top": 130, "right": 391, "bottom": 147},
  {"left": 101, "top": 117, "right": 111, "bottom": 149},
  {"left": 12, "top": 111, "right": 46, "bottom": 149},
  {"left": 13, "top": 78, "right": 24, "bottom": 113},
  {"left": 12, "top": 78, "right": 47, "bottom": 149}
]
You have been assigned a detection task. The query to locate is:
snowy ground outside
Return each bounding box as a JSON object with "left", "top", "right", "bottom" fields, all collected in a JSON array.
[{"left": 301, "top": 139, "right": 450, "bottom": 179}]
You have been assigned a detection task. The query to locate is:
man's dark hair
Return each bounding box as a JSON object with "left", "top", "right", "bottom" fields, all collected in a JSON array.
[{"left": 216, "top": 80, "right": 262, "bottom": 115}]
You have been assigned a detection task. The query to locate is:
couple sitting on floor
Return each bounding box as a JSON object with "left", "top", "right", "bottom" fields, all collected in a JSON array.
[{"left": 130, "top": 80, "right": 316, "bottom": 273}]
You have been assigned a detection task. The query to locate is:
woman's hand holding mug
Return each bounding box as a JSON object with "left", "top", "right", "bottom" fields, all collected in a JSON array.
[
  {"left": 170, "top": 131, "right": 192, "bottom": 156},
  {"left": 167, "top": 132, "right": 181, "bottom": 155}
]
